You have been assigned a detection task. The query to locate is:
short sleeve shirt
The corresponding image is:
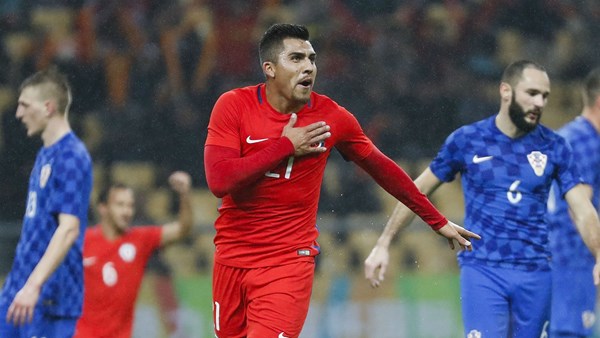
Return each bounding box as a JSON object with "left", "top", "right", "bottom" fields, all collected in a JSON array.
[
  {"left": 0, "top": 132, "right": 93, "bottom": 316},
  {"left": 430, "top": 116, "right": 581, "bottom": 271}
]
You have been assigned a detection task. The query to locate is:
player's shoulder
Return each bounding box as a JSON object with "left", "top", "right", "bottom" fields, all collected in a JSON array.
[
  {"left": 219, "top": 84, "right": 261, "bottom": 102},
  {"left": 307, "top": 91, "right": 354, "bottom": 121},
  {"left": 309, "top": 91, "right": 343, "bottom": 110},
  {"left": 57, "top": 133, "right": 91, "bottom": 162},
  {"left": 84, "top": 225, "right": 102, "bottom": 240},
  {"left": 536, "top": 123, "right": 566, "bottom": 143},
  {"left": 558, "top": 116, "right": 590, "bottom": 138},
  {"left": 449, "top": 116, "right": 494, "bottom": 140}
]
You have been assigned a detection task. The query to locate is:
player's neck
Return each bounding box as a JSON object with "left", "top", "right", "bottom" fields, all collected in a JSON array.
[
  {"left": 41, "top": 118, "right": 71, "bottom": 147},
  {"left": 495, "top": 113, "right": 526, "bottom": 139},
  {"left": 101, "top": 222, "right": 125, "bottom": 241},
  {"left": 264, "top": 84, "right": 305, "bottom": 114}
]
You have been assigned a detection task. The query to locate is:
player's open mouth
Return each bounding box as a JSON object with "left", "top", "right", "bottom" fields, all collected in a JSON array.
[
  {"left": 298, "top": 78, "right": 313, "bottom": 88},
  {"left": 526, "top": 111, "right": 540, "bottom": 121}
]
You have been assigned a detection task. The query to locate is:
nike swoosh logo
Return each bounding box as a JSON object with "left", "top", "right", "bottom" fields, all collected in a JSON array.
[
  {"left": 472, "top": 155, "right": 493, "bottom": 164},
  {"left": 83, "top": 257, "right": 97, "bottom": 266},
  {"left": 246, "top": 136, "right": 269, "bottom": 144},
  {"left": 278, "top": 333, "right": 289, "bottom": 338}
]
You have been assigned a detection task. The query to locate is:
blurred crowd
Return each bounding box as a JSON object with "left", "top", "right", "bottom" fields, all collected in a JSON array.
[{"left": 1, "top": 0, "right": 600, "bottom": 220}]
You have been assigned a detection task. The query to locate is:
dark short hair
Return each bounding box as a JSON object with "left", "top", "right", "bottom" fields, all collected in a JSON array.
[
  {"left": 20, "top": 66, "right": 72, "bottom": 115},
  {"left": 583, "top": 67, "right": 600, "bottom": 108},
  {"left": 501, "top": 60, "right": 547, "bottom": 87},
  {"left": 97, "top": 183, "right": 133, "bottom": 204},
  {"left": 259, "top": 23, "right": 310, "bottom": 65}
]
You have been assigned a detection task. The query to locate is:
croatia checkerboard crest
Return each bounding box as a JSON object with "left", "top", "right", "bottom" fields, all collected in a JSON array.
[{"left": 527, "top": 151, "right": 547, "bottom": 177}]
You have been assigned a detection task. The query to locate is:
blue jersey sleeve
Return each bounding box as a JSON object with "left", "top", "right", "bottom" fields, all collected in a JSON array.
[
  {"left": 430, "top": 128, "right": 467, "bottom": 182},
  {"left": 553, "top": 135, "right": 584, "bottom": 198}
]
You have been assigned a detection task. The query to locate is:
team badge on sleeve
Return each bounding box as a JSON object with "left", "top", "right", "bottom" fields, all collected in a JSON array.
[
  {"left": 40, "top": 164, "right": 52, "bottom": 188},
  {"left": 526, "top": 151, "right": 547, "bottom": 177}
]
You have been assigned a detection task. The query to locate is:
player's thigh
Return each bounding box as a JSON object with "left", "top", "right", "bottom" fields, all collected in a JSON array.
[
  {"left": 212, "top": 262, "right": 248, "bottom": 338},
  {"left": 246, "top": 261, "right": 315, "bottom": 338},
  {"left": 510, "top": 269, "right": 550, "bottom": 338},
  {"left": 550, "top": 265, "right": 596, "bottom": 337},
  {"left": 461, "top": 264, "right": 511, "bottom": 338}
]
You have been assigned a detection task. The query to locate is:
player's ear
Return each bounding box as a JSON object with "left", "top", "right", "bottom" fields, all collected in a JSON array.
[
  {"left": 44, "top": 99, "right": 58, "bottom": 116},
  {"left": 263, "top": 61, "right": 275, "bottom": 79},
  {"left": 499, "top": 82, "right": 512, "bottom": 102}
]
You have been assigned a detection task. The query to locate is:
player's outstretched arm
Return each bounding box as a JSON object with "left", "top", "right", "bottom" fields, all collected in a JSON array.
[
  {"left": 364, "top": 167, "right": 480, "bottom": 288},
  {"left": 564, "top": 184, "right": 600, "bottom": 285},
  {"left": 364, "top": 167, "right": 441, "bottom": 288},
  {"left": 7, "top": 214, "right": 80, "bottom": 325},
  {"left": 161, "top": 171, "right": 193, "bottom": 246}
]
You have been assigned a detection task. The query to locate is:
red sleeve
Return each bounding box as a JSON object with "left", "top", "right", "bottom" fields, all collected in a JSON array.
[
  {"left": 355, "top": 147, "right": 447, "bottom": 230},
  {"left": 204, "top": 141, "right": 295, "bottom": 198},
  {"left": 135, "top": 226, "right": 163, "bottom": 258}
]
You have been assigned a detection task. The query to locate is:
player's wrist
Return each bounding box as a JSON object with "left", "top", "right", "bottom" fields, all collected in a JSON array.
[
  {"left": 376, "top": 237, "right": 392, "bottom": 249},
  {"left": 24, "top": 278, "right": 43, "bottom": 291}
]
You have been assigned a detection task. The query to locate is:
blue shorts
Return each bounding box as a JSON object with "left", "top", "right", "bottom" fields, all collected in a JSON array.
[
  {"left": 0, "top": 302, "right": 77, "bottom": 338},
  {"left": 550, "top": 263, "right": 596, "bottom": 337},
  {"left": 460, "top": 263, "right": 551, "bottom": 338}
]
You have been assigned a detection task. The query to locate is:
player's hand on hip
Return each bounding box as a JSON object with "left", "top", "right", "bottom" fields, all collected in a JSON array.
[
  {"left": 435, "top": 221, "right": 481, "bottom": 251},
  {"left": 7, "top": 284, "right": 40, "bottom": 326},
  {"left": 168, "top": 171, "right": 192, "bottom": 194},
  {"left": 282, "top": 113, "right": 331, "bottom": 156},
  {"left": 364, "top": 245, "right": 390, "bottom": 288}
]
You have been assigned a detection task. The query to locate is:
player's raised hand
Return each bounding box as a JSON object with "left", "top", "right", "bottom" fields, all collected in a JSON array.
[
  {"left": 435, "top": 221, "right": 481, "bottom": 251},
  {"left": 281, "top": 113, "right": 331, "bottom": 156},
  {"left": 168, "top": 171, "right": 192, "bottom": 195},
  {"left": 364, "top": 245, "right": 390, "bottom": 288}
]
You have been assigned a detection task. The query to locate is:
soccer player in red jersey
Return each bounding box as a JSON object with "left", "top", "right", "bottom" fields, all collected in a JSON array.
[
  {"left": 73, "top": 171, "right": 193, "bottom": 338},
  {"left": 204, "top": 23, "right": 481, "bottom": 338}
]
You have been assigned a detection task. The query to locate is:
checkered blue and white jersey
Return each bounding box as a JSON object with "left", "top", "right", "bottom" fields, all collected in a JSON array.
[
  {"left": 430, "top": 115, "right": 582, "bottom": 271},
  {"left": 0, "top": 132, "right": 92, "bottom": 317},
  {"left": 547, "top": 116, "right": 600, "bottom": 268}
]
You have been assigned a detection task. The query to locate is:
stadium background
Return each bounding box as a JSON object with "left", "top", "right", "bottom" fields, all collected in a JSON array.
[{"left": 1, "top": 1, "right": 599, "bottom": 337}]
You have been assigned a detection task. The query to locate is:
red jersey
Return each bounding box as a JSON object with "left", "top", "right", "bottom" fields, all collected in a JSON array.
[
  {"left": 74, "top": 225, "right": 162, "bottom": 338},
  {"left": 205, "top": 84, "right": 374, "bottom": 268}
]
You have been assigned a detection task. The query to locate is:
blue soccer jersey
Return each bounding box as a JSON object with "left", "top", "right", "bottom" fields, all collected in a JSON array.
[
  {"left": 0, "top": 132, "right": 92, "bottom": 317},
  {"left": 547, "top": 116, "right": 600, "bottom": 267},
  {"left": 430, "top": 116, "right": 582, "bottom": 271}
]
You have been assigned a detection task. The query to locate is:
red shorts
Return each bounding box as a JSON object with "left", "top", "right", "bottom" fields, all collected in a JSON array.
[{"left": 212, "top": 260, "right": 315, "bottom": 338}]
